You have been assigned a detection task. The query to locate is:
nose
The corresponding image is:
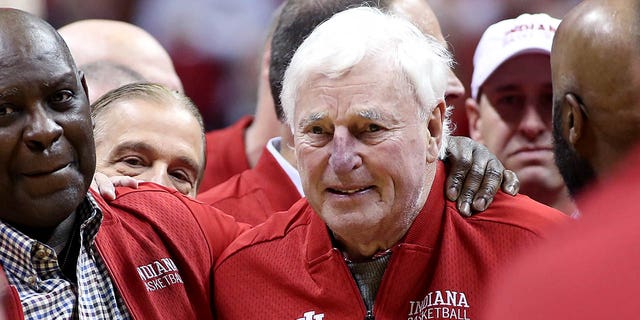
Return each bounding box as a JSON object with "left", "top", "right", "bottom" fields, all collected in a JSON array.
[
  {"left": 519, "top": 103, "right": 547, "bottom": 140},
  {"left": 140, "top": 164, "right": 172, "bottom": 189},
  {"left": 23, "top": 105, "right": 63, "bottom": 152},
  {"left": 445, "top": 70, "right": 465, "bottom": 106},
  {"left": 328, "top": 127, "right": 362, "bottom": 175}
]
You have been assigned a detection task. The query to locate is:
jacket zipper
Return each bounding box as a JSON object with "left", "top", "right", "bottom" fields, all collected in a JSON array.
[
  {"left": 365, "top": 310, "right": 375, "bottom": 320},
  {"left": 333, "top": 248, "right": 379, "bottom": 320}
]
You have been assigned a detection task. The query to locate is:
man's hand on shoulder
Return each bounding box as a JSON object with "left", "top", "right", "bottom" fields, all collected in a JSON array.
[
  {"left": 444, "top": 136, "right": 520, "bottom": 217},
  {"left": 91, "top": 172, "right": 140, "bottom": 201}
]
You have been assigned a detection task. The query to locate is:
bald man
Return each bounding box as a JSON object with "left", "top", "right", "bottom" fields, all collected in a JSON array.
[
  {"left": 0, "top": 9, "right": 245, "bottom": 319},
  {"left": 81, "top": 60, "right": 145, "bottom": 103},
  {"left": 197, "top": 0, "right": 520, "bottom": 226},
  {"left": 58, "top": 19, "right": 183, "bottom": 96},
  {"left": 483, "top": 0, "right": 640, "bottom": 318},
  {"left": 551, "top": 0, "right": 640, "bottom": 197}
]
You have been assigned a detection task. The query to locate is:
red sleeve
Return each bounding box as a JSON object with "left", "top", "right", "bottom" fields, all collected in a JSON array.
[{"left": 184, "top": 199, "right": 251, "bottom": 258}]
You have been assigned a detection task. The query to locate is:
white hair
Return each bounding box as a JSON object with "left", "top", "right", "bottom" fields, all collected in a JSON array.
[{"left": 281, "top": 6, "right": 454, "bottom": 157}]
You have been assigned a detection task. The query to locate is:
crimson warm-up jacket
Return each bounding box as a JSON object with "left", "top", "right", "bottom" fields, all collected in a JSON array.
[
  {"left": 214, "top": 162, "right": 569, "bottom": 320},
  {"left": 1, "top": 183, "right": 248, "bottom": 319}
]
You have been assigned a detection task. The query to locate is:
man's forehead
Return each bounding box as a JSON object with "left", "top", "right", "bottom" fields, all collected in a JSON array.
[
  {"left": 553, "top": 0, "right": 639, "bottom": 97},
  {"left": 0, "top": 21, "right": 73, "bottom": 72}
]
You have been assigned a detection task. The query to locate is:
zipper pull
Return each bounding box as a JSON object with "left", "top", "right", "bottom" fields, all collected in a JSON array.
[{"left": 365, "top": 310, "right": 375, "bottom": 320}]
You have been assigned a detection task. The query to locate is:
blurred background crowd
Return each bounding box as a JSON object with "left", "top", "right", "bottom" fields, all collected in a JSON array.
[{"left": 8, "top": 0, "right": 580, "bottom": 132}]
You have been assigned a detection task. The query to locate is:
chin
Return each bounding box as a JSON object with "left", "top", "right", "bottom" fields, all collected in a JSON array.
[
  {"left": 516, "top": 166, "right": 563, "bottom": 185},
  {"left": 322, "top": 208, "right": 386, "bottom": 236}
]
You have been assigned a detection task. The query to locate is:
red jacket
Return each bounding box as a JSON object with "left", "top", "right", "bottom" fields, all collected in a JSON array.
[
  {"left": 197, "top": 146, "right": 300, "bottom": 226},
  {"left": 214, "top": 162, "right": 568, "bottom": 319},
  {"left": 200, "top": 116, "right": 253, "bottom": 192},
  {"left": 483, "top": 144, "right": 640, "bottom": 319},
  {"left": 2, "top": 183, "right": 248, "bottom": 320}
]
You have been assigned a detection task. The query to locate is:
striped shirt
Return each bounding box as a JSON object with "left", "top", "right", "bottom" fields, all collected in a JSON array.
[{"left": 0, "top": 194, "right": 131, "bottom": 319}]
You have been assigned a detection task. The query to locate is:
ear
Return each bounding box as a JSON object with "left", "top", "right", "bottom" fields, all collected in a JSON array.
[
  {"left": 79, "top": 70, "right": 90, "bottom": 102},
  {"left": 426, "top": 100, "right": 445, "bottom": 163},
  {"left": 261, "top": 44, "right": 272, "bottom": 82},
  {"left": 563, "top": 93, "right": 584, "bottom": 145},
  {"left": 465, "top": 97, "right": 483, "bottom": 142}
]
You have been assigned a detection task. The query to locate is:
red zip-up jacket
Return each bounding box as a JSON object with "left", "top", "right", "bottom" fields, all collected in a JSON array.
[
  {"left": 214, "top": 162, "right": 568, "bottom": 319},
  {"left": 1, "top": 183, "right": 248, "bottom": 319}
]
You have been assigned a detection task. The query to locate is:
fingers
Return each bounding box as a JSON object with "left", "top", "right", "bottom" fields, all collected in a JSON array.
[
  {"left": 469, "top": 160, "right": 504, "bottom": 212},
  {"left": 443, "top": 136, "right": 512, "bottom": 216},
  {"left": 91, "top": 172, "right": 116, "bottom": 201},
  {"left": 110, "top": 176, "right": 140, "bottom": 189},
  {"left": 90, "top": 173, "right": 141, "bottom": 201},
  {"left": 455, "top": 161, "right": 486, "bottom": 217},
  {"left": 444, "top": 136, "right": 472, "bottom": 202},
  {"left": 501, "top": 169, "right": 520, "bottom": 196}
]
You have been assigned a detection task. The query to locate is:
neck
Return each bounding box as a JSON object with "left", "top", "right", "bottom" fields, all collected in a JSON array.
[
  {"left": 329, "top": 216, "right": 414, "bottom": 262},
  {"left": 244, "top": 97, "right": 280, "bottom": 168}
]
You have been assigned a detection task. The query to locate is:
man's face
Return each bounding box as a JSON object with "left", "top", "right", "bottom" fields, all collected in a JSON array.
[
  {"left": 0, "top": 32, "right": 95, "bottom": 230},
  {"left": 469, "top": 53, "right": 565, "bottom": 192},
  {"left": 293, "top": 59, "right": 439, "bottom": 246},
  {"left": 94, "top": 98, "right": 204, "bottom": 197}
]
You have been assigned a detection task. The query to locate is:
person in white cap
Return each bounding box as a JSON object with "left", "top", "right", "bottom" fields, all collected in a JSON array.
[{"left": 464, "top": 13, "right": 576, "bottom": 215}]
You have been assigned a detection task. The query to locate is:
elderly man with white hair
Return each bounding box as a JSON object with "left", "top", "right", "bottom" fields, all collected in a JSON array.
[{"left": 213, "top": 7, "right": 567, "bottom": 319}]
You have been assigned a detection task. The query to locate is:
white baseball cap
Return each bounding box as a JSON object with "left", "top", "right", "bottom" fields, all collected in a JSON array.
[{"left": 470, "top": 13, "right": 560, "bottom": 100}]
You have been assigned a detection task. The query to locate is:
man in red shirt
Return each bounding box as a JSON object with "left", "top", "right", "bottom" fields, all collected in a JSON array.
[
  {"left": 213, "top": 7, "right": 567, "bottom": 319},
  {"left": 92, "top": 83, "right": 206, "bottom": 197},
  {"left": 198, "top": 0, "right": 520, "bottom": 225},
  {"left": 0, "top": 9, "right": 246, "bottom": 319}
]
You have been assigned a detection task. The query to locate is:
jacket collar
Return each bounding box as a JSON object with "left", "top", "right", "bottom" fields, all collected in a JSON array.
[{"left": 304, "top": 161, "right": 448, "bottom": 265}]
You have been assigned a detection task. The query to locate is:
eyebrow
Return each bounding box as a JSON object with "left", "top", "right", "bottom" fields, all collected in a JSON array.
[
  {"left": 357, "top": 109, "right": 382, "bottom": 121},
  {"left": 0, "top": 71, "right": 78, "bottom": 98},
  {"left": 0, "top": 87, "right": 19, "bottom": 99},
  {"left": 491, "top": 84, "right": 522, "bottom": 93},
  {"left": 492, "top": 83, "right": 552, "bottom": 94},
  {"left": 111, "top": 141, "right": 202, "bottom": 175},
  {"left": 42, "top": 72, "right": 78, "bottom": 89},
  {"left": 357, "top": 108, "right": 401, "bottom": 125},
  {"left": 297, "top": 111, "right": 327, "bottom": 128}
]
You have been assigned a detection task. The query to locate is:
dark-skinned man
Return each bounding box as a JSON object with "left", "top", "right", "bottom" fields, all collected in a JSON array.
[
  {"left": 484, "top": 0, "right": 640, "bottom": 318},
  {"left": 0, "top": 8, "right": 246, "bottom": 319}
]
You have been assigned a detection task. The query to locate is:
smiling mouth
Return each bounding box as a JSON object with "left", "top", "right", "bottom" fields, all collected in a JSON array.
[
  {"left": 327, "top": 186, "right": 374, "bottom": 195},
  {"left": 23, "top": 162, "right": 71, "bottom": 177}
]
